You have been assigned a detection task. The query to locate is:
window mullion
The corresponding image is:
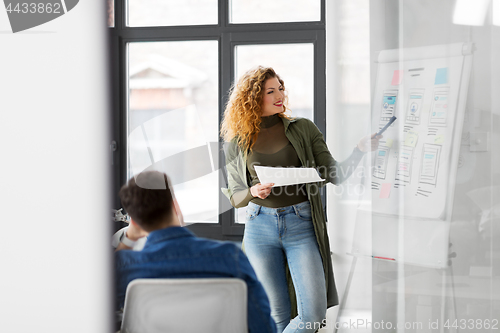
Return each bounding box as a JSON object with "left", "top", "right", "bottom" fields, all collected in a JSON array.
[
  {"left": 220, "top": 31, "right": 242, "bottom": 236},
  {"left": 220, "top": 0, "right": 229, "bottom": 28}
]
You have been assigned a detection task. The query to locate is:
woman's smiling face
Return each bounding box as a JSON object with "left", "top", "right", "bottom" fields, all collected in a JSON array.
[{"left": 261, "top": 77, "right": 285, "bottom": 117}]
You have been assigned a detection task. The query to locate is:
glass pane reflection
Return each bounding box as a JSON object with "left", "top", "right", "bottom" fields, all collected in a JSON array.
[{"left": 328, "top": 0, "right": 500, "bottom": 331}]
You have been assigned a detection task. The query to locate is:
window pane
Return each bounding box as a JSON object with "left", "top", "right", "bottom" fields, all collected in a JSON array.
[
  {"left": 127, "top": 0, "right": 218, "bottom": 27},
  {"left": 107, "top": 0, "right": 114, "bottom": 27},
  {"left": 127, "top": 41, "right": 219, "bottom": 223},
  {"left": 234, "top": 43, "right": 315, "bottom": 223},
  {"left": 236, "top": 43, "right": 314, "bottom": 120},
  {"left": 230, "top": 0, "right": 321, "bottom": 24}
]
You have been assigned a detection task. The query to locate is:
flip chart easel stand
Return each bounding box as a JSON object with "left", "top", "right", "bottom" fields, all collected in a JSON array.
[
  {"left": 333, "top": 248, "right": 459, "bottom": 333},
  {"left": 332, "top": 42, "right": 473, "bottom": 332}
]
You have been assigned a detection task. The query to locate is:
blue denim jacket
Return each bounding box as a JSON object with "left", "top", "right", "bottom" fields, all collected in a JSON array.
[{"left": 115, "top": 226, "right": 276, "bottom": 333}]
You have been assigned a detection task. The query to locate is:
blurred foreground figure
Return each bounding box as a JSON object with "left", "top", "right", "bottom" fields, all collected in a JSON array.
[{"left": 115, "top": 171, "right": 276, "bottom": 333}]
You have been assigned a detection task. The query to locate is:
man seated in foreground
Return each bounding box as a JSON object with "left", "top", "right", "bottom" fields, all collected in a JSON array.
[{"left": 115, "top": 171, "right": 276, "bottom": 333}]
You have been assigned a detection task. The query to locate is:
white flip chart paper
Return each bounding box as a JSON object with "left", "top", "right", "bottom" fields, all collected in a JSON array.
[{"left": 254, "top": 166, "right": 324, "bottom": 187}]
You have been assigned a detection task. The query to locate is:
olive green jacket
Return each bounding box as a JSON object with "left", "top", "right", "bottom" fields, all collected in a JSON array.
[{"left": 222, "top": 116, "right": 358, "bottom": 316}]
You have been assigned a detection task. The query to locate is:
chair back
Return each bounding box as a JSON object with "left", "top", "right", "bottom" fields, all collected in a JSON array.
[{"left": 121, "top": 278, "right": 247, "bottom": 333}]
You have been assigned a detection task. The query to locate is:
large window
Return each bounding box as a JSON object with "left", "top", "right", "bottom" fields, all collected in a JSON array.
[
  {"left": 127, "top": 41, "right": 219, "bottom": 223},
  {"left": 110, "top": 0, "right": 326, "bottom": 240}
]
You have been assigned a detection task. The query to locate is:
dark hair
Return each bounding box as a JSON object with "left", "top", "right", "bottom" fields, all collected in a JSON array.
[{"left": 118, "top": 171, "right": 174, "bottom": 230}]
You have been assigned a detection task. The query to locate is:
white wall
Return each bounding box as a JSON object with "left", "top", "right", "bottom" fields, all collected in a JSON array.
[{"left": 0, "top": 2, "right": 111, "bottom": 332}]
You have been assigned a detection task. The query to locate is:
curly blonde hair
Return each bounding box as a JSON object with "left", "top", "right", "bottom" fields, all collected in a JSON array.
[{"left": 220, "top": 66, "right": 292, "bottom": 152}]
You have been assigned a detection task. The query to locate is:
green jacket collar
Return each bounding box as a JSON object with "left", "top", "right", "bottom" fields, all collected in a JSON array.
[{"left": 281, "top": 115, "right": 298, "bottom": 132}]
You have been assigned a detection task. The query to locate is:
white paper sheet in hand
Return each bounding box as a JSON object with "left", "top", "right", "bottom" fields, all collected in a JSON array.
[{"left": 254, "top": 166, "right": 325, "bottom": 187}]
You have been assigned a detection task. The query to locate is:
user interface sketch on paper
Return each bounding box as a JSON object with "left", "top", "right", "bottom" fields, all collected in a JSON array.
[
  {"left": 380, "top": 90, "right": 398, "bottom": 128},
  {"left": 368, "top": 47, "right": 469, "bottom": 220},
  {"left": 405, "top": 89, "right": 425, "bottom": 125}
]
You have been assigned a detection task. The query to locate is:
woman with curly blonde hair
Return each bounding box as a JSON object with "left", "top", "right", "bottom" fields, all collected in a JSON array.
[
  {"left": 221, "top": 67, "right": 292, "bottom": 153},
  {"left": 221, "top": 66, "right": 381, "bottom": 333}
]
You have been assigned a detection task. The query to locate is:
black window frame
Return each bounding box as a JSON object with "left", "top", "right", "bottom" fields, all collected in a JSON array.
[{"left": 110, "top": 0, "right": 326, "bottom": 241}]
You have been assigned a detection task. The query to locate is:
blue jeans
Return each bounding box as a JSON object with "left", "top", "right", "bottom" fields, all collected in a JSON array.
[{"left": 243, "top": 201, "right": 327, "bottom": 333}]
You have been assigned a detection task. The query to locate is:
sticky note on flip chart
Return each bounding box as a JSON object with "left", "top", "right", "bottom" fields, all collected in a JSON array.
[
  {"left": 380, "top": 183, "right": 392, "bottom": 199},
  {"left": 404, "top": 130, "right": 419, "bottom": 148},
  {"left": 391, "top": 70, "right": 402, "bottom": 85},
  {"left": 434, "top": 134, "right": 445, "bottom": 144},
  {"left": 435, "top": 68, "right": 448, "bottom": 85},
  {"left": 385, "top": 138, "right": 394, "bottom": 148}
]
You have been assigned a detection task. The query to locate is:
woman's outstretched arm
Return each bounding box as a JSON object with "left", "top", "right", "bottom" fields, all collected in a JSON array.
[{"left": 308, "top": 120, "right": 381, "bottom": 185}]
